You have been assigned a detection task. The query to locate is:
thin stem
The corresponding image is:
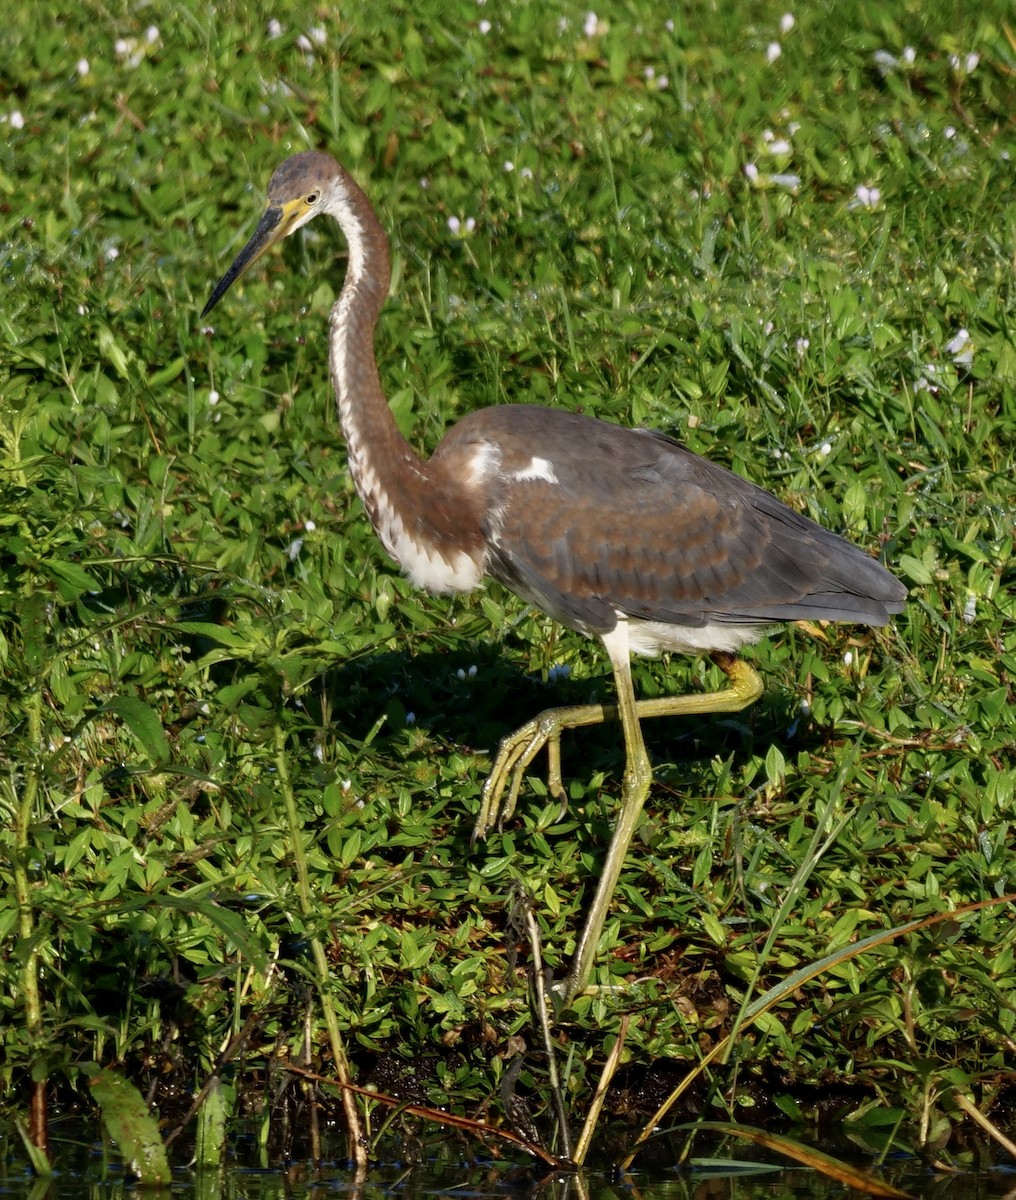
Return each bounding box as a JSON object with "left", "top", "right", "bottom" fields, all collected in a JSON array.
[
  {"left": 14, "top": 688, "right": 50, "bottom": 1167},
  {"left": 273, "top": 722, "right": 366, "bottom": 1174}
]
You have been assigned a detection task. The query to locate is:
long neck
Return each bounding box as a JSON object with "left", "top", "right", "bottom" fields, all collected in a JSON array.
[
  {"left": 325, "top": 173, "right": 421, "bottom": 525},
  {"left": 323, "top": 170, "right": 485, "bottom": 593}
]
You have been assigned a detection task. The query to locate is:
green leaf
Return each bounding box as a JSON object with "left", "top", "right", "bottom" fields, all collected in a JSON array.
[
  {"left": 21, "top": 593, "right": 48, "bottom": 673},
  {"left": 41, "top": 559, "right": 102, "bottom": 599},
  {"left": 195, "top": 1076, "right": 233, "bottom": 1168},
  {"left": 15, "top": 1121, "right": 53, "bottom": 1177},
  {"left": 103, "top": 695, "right": 171, "bottom": 765},
  {"left": 701, "top": 911, "right": 727, "bottom": 946},
  {"left": 898, "top": 554, "right": 934, "bottom": 586},
  {"left": 88, "top": 1068, "right": 171, "bottom": 1186}
]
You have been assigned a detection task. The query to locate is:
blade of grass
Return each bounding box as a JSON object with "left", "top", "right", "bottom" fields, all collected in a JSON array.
[
  {"left": 11, "top": 685, "right": 50, "bottom": 1171},
  {"left": 573, "top": 1014, "right": 630, "bottom": 1166},
  {"left": 274, "top": 720, "right": 367, "bottom": 1174},
  {"left": 723, "top": 742, "right": 860, "bottom": 1059},
  {"left": 950, "top": 1090, "right": 1016, "bottom": 1160},
  {"left": 683, "top": 1122, "right": 916, "bottom": 1199},
  {"left": 620, "top": 893, "right": 1016, "bottom": 1169}
]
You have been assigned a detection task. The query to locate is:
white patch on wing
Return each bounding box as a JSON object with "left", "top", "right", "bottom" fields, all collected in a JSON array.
[
  {"left": 511, "top": 455, "right": 559, "bottom": 484},
  {"left": 463, "top": 441, "right": 501, "bottom": 487}
]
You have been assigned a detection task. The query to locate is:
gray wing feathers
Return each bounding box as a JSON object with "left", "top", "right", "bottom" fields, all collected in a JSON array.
[{"left": 473, "top": 409, "right": 905, "bottom": 636}]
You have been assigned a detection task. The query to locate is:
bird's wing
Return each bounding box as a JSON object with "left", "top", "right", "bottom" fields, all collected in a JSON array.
[{"left": 475, "top": 416, "right": 903, "bottom": 634}]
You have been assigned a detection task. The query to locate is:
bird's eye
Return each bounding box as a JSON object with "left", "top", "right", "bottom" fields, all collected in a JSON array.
[{"left": 306, "top": 191, "right": 320, "bottom": 204}]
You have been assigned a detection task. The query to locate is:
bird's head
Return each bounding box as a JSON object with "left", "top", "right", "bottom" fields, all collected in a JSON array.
[{"left": 201, "top": 151, "right": 339, "bottom": 317}]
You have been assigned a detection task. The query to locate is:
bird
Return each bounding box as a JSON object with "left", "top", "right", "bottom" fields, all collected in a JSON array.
[{"left": 202, "top": 150, "right": 906, "bottom": 1004}]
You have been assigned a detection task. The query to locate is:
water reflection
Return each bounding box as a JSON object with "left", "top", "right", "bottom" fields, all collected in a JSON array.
[{"left": 1, "top": 1127, "right": 1014, "bottom": 1200}]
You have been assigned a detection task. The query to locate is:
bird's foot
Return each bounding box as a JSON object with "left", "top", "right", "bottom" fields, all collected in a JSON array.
[{"left": 471, "top": 707, "right": 572, "bottom": 845}]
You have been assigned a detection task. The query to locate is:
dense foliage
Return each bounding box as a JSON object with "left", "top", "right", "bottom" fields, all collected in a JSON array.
[{"left": 1, "top": 0, "right": 1013, "bottom": 1171}]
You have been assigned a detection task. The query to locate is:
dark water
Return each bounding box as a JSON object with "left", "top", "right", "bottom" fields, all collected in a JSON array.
[
  {"left": 3, "top": 1162, "right": 1016, "bottom": 1199},
  {"left": 1, "top": 1126, "right": 1014, "bottom": 1199}
]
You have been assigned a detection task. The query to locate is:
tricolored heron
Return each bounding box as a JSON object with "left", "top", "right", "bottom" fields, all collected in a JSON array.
[{"left": 202, "top": 151, "right": 906, "bottom": 1003}]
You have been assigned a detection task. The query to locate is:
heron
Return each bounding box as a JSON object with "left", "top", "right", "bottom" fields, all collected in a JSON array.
[{"left": 202, "top": 150, "right": 906, "bottom": 1004}]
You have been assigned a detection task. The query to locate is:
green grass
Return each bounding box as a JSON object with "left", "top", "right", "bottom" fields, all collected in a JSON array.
[{"left": 1, "top": 0, "right": 1015, "bottom": 1174}]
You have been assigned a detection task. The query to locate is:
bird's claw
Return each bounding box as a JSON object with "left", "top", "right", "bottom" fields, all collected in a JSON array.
[{"left": 471, "top": 708, "right": 569, "bottom": 845}]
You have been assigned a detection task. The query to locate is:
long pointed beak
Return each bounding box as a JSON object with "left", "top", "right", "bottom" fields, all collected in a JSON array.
[{"left": 201, "top": 204, "right": 287, "bottom": 317}]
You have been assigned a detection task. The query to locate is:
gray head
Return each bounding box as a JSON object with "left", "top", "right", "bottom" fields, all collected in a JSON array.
[{"left": 202, "top": 151, "right": 343, "bottom": 317}]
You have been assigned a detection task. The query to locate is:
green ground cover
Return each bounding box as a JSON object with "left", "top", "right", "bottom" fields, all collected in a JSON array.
[{"left": 1, "top": 0, "right": 1014, "bottom": 1173}]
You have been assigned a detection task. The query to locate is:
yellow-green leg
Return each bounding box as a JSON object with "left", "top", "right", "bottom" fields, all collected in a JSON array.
[
  {"left": 472, "top": 637, "right": 764, "bottom": 1003},
  {"left": 558, "top": 622, "right": 651, "bottom": 1003}
]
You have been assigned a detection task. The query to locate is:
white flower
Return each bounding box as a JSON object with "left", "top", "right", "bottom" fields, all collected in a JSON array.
[
  {"left": 796, "top": 337, "right": 810, "bottom": 354},
  {"left": 850, "top": 184, "right": 881, "bottom": 210},
  {"left": 945, "top": 328, "right": 973, "bottom": 365},
  {"left": 296, "top": 33, "right": 312, "bottom": 52},
  {"left": 583, "top": 11, "right": 600, "bottom": 37},
  {"left": 10, "top": 110, "right": 24, "bottom": 129},
  {"left": 447, "top": 216, "right": 460, "bottom": 234},
  {"left": 962, "top": 594, "right": 977, "bottom": 625},
  {"left": 287, "top": 538, "right": 304, "bottom": 561},
  {"left": 779, "top": 13, "right": 795, "bottom": 34},
  {"left": 902, "top": 46, "right": 916, "bottom": 65},
  {"left": 744, "top": 162, "right": 760, "bottom": 183},
  {"left": 76, "top": 58, "right": 90, "bottom": 76},
  {"left": 304, "top": 519, "right": 316, "bottom": 532},
  {"left": 309, "top": 26, "right": 326, "bottom": 45},
  {"left": 208, "top": 389, "right": 219, "bottom": 405},
  {"left": 873, "top": 49, "right": 898, "bottom": 74},
  {"left": 767, "top": 138, "right": 792, "bottom": 155},
  {"left": 766, "top": 41, "right": 782, "bottom": 63},
  {"left": 478, "top": 19, "right": 491, "bottom": 33},
  {"left": 520, "top": 166, "right": 533, "bottom": 180},
  {"left": 267, "top": 19, "right": 283, "bottom": 38},
  {"left": 819, "top": 440, "right": 832, "bottom": 457},
  {"left": 771, "top": 172, "right": 800, "bottom": 190},
  {"left": 503, "top": 160, "right": 514, "bottom": 172},
  {"left": 949, "top": 52, "right": 979, "bottom": 75},
  {"left": 843, "top": 650, "right": 853, "bottom": 667},
  {"left": 145, "top": 25, "right": 159, "bottom": 43}
]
